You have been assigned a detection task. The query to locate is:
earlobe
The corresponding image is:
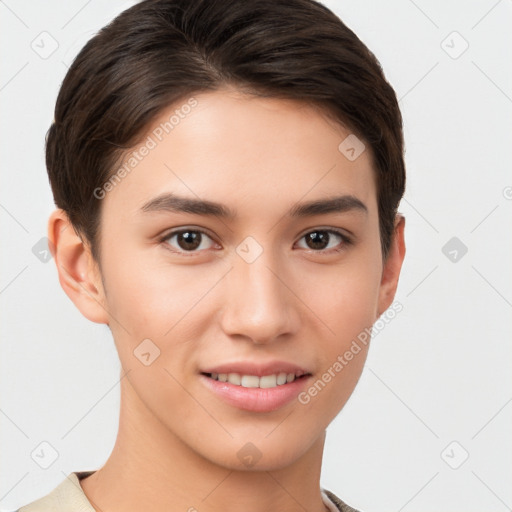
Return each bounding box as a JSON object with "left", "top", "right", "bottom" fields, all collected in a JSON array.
[
  {"left": 377, "top": 214, "right": 406, "bottom": 318},
  {"left": 48, "top": 209, "right": 109, "bottom": 324}
]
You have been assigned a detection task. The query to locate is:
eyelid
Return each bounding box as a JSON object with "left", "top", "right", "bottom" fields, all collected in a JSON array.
[{"left": 297, "top": 225, "right": 353, "bottom": 241}]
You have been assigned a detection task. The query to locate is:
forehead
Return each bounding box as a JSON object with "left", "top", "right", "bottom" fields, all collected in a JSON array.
[{"left": 102, "top": 87, "right": 378, "bottom": 223}]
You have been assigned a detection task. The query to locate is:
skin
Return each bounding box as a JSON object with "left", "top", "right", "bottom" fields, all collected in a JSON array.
[{"left": 49, "top": 85, "right": 405, "bottom": 512}]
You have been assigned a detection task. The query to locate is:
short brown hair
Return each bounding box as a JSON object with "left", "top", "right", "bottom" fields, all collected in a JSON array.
[{"left": 46, "top": 0, "right": 405, "bottom": 263}]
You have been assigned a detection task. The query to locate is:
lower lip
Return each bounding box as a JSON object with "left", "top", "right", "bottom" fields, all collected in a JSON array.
[{"left": 199, "top": 374, "right": 311, "bottom": 412}]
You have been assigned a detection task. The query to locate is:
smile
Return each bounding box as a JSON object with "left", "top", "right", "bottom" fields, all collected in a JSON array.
[{"left": 205, "top": 372, "right": 306, "bottom": 389}]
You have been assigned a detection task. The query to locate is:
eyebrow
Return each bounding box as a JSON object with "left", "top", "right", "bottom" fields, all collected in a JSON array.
[{"left": 140, "top": 192, "right": 368, "bottom": 219}]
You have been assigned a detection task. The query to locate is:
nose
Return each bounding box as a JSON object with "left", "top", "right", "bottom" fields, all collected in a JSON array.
[{"left": 219, "top": 250, "right": 301, "bottom": 345}]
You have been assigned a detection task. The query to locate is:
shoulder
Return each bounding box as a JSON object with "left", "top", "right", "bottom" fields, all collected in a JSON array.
[
  {"left": 322, "top": 488, "right": 362, "bottom": 512},
  {"left": 14, "top": 475, "right": 359, "bottom": 512},
  {"left": 15, "top": 472, "right": 96, "bottom": 512}
]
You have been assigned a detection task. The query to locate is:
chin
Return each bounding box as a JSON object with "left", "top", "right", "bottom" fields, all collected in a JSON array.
[{"left": 196, "top": 431, "right": 320, "bottom": 472}]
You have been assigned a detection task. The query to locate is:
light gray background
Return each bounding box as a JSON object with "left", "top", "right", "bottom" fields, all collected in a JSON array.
[{"left": 1, "top": 1, "right": 511, "bottom": 511}]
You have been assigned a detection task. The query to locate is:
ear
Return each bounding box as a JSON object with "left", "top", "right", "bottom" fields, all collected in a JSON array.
[
  {"left": 377, "top": 214, "right": 406, "bottom": 317},
  {"left": 48, "top": 209, "right": 109, "bottom": 324}
]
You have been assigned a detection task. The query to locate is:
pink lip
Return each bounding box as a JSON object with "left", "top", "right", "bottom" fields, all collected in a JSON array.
[
  {"left": 200, "top": 374, "right": 311, "bottom": 412},
  {"left": 199, "top": 360, "right": 312, "bottom": 412},
  {"left": 201, "top": 360, "right": 309, "bottom": 377}
]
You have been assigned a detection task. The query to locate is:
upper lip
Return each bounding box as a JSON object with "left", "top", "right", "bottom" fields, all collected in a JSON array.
[{"left": 201, "top": 361, "right": 310, "bottom": 377}]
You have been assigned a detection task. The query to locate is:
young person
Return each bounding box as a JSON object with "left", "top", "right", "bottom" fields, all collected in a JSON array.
[{"left": 17, "top": 0, "right": 406, "bottom": 510}]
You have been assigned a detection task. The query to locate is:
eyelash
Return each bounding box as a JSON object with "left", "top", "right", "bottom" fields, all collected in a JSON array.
[{"left": 159, "top": 227, "right": 353, "bottom": 257}]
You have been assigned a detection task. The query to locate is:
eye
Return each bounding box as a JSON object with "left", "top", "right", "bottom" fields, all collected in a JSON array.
[
  {"left": 160, "top": 227, "right": 352, "bottom": 256},
  {"left": 296, "top": 229, "right": 351, "bottom": 253},
  {"left": 162, "top": 228, "right": 218, "bottom": 254}
]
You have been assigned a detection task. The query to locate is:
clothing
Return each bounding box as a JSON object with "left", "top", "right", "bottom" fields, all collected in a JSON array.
[{"left": 15, "top": 471, "right": 361, "bottom": 512}]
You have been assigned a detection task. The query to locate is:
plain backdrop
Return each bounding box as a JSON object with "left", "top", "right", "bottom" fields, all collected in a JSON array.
[{"left": 1, "top": 1, "right": 511, "bottom": 511}]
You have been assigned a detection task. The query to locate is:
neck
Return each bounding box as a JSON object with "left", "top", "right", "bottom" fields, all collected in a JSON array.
[{"left": 80, "top": 374, "right": 329, "bottom": 512}]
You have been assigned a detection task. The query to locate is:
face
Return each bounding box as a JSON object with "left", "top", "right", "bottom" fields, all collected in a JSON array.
[{"left": 85, "top": 86, "right": 399, "bottom": 470}]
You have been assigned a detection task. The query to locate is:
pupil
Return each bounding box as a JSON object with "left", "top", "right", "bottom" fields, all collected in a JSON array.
[
  {"left": 307, "top": 231, "right": 328, "bottom": 250},
  {"left": 178, "top": 231, "right": 201, "bottom": 250}
]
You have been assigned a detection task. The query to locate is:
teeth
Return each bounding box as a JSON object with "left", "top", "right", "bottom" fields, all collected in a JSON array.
[
  {"left": 241, "top": 375, "right": 260, "bottom": 388},
  {"left": 208, "top": 371, "right": 301, "bottom": 388},
  {"left": 259, "top": 375, "right": 277, "bottom": 388},
  {"left": 228, "top": 373, "right": 241, "bottom": 385},
  {"left": 277, "top": 372, "right": 287, "bottom": 385}
]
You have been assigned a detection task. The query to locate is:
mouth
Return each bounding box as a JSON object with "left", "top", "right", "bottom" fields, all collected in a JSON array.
[
  {"left": 199, "top": 363, "right": 312, "bottom": 412},
  {"left": 201, "top": 371, "right": 310, "bottom": 389}
]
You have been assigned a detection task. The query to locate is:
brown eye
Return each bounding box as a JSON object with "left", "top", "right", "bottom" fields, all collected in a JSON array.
[
  {"left": 297, "top": 229, "right": 349, "bottom": 252},
  {"left": 164, "top": 229, "right": 216, "bottom": 253}
]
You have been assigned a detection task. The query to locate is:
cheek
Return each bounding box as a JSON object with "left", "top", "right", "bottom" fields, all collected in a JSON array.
[
  {"left": 310, "top": 257, "right": 382, "bottom": 343},
  {"left": 102, "top": 248, "right": 211, "bottom": 331},
  {"left": 100, "top": 247, "right": 229, "bottom": 375},
  {"left": 100, "top": 253, "right": 207, "bottom": 405},
  {"left": 298, "top": 276, "right": 375, "bottom": 423},
  {"left": 297, "top": 252, "right": 380, "bottom": 414}
]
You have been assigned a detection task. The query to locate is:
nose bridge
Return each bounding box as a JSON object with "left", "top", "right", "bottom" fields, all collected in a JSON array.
[{"left": 220, "top": 240, "right": 299, "bottom": 343}]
